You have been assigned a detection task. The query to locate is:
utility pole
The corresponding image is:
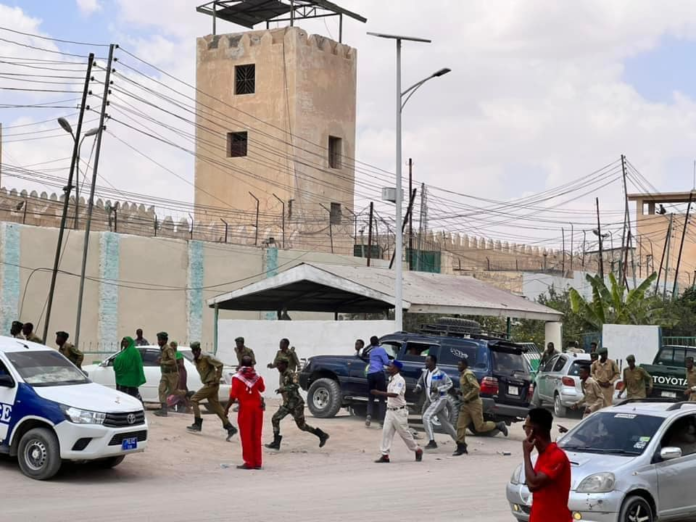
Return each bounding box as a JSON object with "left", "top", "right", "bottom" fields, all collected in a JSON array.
[
  {"left": 74, "top": 46, "right": 114, "bottom": 348},
  {"left": 367, "top": 202, "right": 374, "bottom": 266},
  {"left": 562, "top": 227, "right": 565, "bottom": 273},
  {"left": 249, "top": 192, "right": 259, "bottom": 246},
  {"left": 319, "top": 204, "right": 334, "bottom": 254},
  {"left": 416, "top": 183, "right": 426, "bottom": 272},
  {"left": 582, "top": 230, "right": 586, "bottom": 268},
  {"left": 272, "top": 194, "right": 285, "bottom": 248},
  {"left": 408, "top": 158, "right": 414, "bottom": 270},
  {"left": 657, "top": 214, "right": 674, "bottom": 298},
  {"left": 655, "top": 215, "right": 671, "bottom": 296},
  {"left": 43, "top": 53, "right": 94, "bottom": 345},
  {"left": 570, "top": 223, "right": 574, "bottom": 272},
  {"left": 620, "top": 154, "right": 630, "bottom": 285},
  {"left": 672, "top": 192, "right": 693, "bottom": 297},
  {"left": 390, "top": 188, "right": 417, "bottom": 269},
  {"left": 596, "top": 198, "right": 604, "bottom": 279}
]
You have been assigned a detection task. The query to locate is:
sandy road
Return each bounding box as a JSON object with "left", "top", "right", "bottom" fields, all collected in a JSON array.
[{"left": 0, "top": 403, "right": 580, "bottom": 522}]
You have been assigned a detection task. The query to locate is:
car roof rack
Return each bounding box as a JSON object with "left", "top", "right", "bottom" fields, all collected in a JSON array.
[
  {"left": 666, "top": 402, "right": 696, "bottom": 411},
  {"left": 616, "top": 397, "right": 680, "bottom": 407}
]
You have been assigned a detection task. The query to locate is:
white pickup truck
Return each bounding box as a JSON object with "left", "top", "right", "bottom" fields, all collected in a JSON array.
[{"left": 0, "top": 336, "right": 148, "bottom": 480}]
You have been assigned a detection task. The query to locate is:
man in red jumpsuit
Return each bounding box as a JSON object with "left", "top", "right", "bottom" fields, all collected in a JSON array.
[{"left": 226, "top": 355, "right": 265, "bottom": 470}]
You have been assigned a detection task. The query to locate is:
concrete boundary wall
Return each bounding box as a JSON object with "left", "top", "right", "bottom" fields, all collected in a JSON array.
[{"left": 217, "top": 319, "right": 396, "bottom": 398}]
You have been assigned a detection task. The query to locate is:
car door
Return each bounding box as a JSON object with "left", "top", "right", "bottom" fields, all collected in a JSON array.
[
  {"left": 89, "top": 353, "right": 118, "bottom": 390},
  {"left": 0, "top": 357, "right": 19, "bottom": 446},
  {"left": 538, "top": 356, "right": 559, "bottom": 402},
  {"left": 655, "top": 413, "right": 696, "bottom": 518},
  {"left": 139, "top": 348, "right": 163, "bottom": 403}
]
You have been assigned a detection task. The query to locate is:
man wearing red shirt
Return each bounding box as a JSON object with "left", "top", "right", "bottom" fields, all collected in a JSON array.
[{"left": 523, "top": 408, "right": 572, "bottom": 522}]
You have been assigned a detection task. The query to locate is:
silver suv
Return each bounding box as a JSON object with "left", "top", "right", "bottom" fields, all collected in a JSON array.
[{"left": 507, "top": 400, "right": 696, "bottom": 522}]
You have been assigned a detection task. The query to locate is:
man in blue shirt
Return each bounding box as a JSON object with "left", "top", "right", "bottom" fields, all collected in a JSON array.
[{"left": 366, "top": 336, "right": 390, "bottom": 427}]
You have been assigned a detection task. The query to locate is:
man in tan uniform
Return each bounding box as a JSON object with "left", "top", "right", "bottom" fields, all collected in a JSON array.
[
  {"left": 22, "top": 322, "right": 43, "bottom": 345},
  {"left": 573, "top": 366, "right": 606, "bottom": 416},
  {"left": 267, "top": 338, "right": 301, "bottom": 372},
  {"left": 686, "top": 357, "right": 696, "bottom": 402},
  {"left": 186, "top": 342, "right": 238, "bottom": 440},
  {"left": 234, "top": 337, "right": 256, "bottom": 367},
  {"left": 56, "top": 331, "right": 84, "bottom": 369},
  {"left": 591, "top": 347, "right": 619, "bottom": 408},
  {"left": 617, "top": 355, "right": 652, "bottom": 400},
  {"left": 154, "top": 332, "right": 185, "bottom": 417},
  {"left": 453, "top": 357, "right": 508, "bottom": 457}
]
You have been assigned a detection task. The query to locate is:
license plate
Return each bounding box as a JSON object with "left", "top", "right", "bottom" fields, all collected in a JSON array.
[
  {"left": 121, "top": 437, "right": 138, "bottom": 450},
  {"left": 508, "top": 386, "right": 520, "bottom": 396},
  {"left": 662, "top": 391, "right": 677, "bottom": 399}
]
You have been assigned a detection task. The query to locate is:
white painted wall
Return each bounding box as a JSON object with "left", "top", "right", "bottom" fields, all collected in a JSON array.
[
  {"left": 602, "top": 324, "right": 661, "bottom": 369},
  {"left": 217, "top": 320, "right": 396, "bottom": 397}
]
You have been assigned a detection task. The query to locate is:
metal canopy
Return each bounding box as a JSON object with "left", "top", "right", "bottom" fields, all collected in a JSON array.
[
  {"left": 197, "top": 0, "right": 367, "bottom": 31},
  {"left": 208, "top": 263, "right": 563, "bottom": 321}
]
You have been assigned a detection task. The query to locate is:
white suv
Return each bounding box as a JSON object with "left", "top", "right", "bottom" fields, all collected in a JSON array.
[{"left": 0, "top": 336, "right": 147, "bottom": 480}]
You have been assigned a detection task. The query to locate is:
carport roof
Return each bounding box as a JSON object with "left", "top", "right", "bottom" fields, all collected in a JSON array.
[{"left": 207, "top": 263, "right": 562, "bottom": 321}]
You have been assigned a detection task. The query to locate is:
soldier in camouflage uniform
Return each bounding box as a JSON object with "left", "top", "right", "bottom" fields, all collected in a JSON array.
[
  {"left": 267, "top": 338, "right": 301, "bottom": 372},
  {"left": 266, "top": 358, "right": 329, "bottom": 451},
  {"left": 56, "top": 331, "right": 84, "bottom": 369},
  {"left": 154, "top": 332, "right": 185, "bottom": 417}
]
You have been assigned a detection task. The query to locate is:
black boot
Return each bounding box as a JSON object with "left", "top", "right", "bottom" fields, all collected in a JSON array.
[
  {"left": 153, "top": 404, "right": 168, "bottom": 417},
  {"left": 265, "top": 433, "right": 282, "bottom": 450},
  {"left": 224, "top": 423, "right": 238, "bottom": 441},
  {"left": 314, "top": 428, "right": 330, "bottom": 448},
  {"left": 425, "top": 440, "right": 438, "bottom": 450},
  {"left": 452, "top": 443, "right": 468, "bottom": 456},
  {"left": 497, "top": 422, "right": 509, "bottom": 437},
  {"left": 187, "top": 417, "right": 203, "bottom": 432}
]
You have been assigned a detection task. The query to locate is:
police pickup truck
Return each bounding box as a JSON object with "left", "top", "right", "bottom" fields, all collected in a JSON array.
[
  {"left": 0, "top": 336, "right": 148, "bottom": 480},
  {"left": 640, "top": 345, "right": 694, "bottom": 401}
]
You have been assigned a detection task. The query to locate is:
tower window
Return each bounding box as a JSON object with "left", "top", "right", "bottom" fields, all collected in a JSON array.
[
  {"left": 330, "top": 202, "right": 342, "bottom": 225},
  {"left": 235, "top": 64, "right": 255, "bottom": 95},
  {"left": 328, "top": 136, "right": 342, "bottom": 169},
  {"left": 227, "top": 132, "right": 248, "bottom": 157}
]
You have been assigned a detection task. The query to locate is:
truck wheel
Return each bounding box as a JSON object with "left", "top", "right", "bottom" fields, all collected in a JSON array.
[
  {"left": 307, "top": 378, "right": 342, "bottom": 418},
  {"left": 554, "top": 394, "right": 568, "bottom": 418},
  {"left": 96, "top": 456, "right": 125, "bottom": 469},
  {"left": 619, "top": 496, "right": 654, "bottom": 522},
  {"left": 18, "top": 427, "right": 62, "bottom": 481}
]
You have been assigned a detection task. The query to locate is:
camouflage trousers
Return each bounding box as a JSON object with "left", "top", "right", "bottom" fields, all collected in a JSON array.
[{"left": 271, "top": 401, "right": 315, "bottom": 435}]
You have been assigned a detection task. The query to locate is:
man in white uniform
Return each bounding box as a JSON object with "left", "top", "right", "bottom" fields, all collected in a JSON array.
[
  {"left": 416, "top": 354, "right": 457, "bottom": 449},
  {"left": 372, "top": 360, "right": 423, "bottom": 463}
]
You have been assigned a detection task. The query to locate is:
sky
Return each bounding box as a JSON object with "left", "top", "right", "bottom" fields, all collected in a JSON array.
[{"left": 3, "top": 0, "right": 696, "bottom": 251}]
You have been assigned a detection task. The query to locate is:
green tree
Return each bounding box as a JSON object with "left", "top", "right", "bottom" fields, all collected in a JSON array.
[{"left": 569, "top": 272, "right": 660, "bottom": 329}]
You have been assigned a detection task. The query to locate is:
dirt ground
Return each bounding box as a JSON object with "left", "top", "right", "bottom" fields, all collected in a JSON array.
[{"left": 0, "top": 401, "right": 581, "bottom": 522}]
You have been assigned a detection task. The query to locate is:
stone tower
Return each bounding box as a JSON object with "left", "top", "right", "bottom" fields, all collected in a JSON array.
[{"left": 194, "top": 26, "right": 357, "bottom": 225}]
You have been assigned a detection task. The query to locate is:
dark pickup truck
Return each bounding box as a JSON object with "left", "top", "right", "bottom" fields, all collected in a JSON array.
[
  {"left": 641, "top": 345, "right": 695, "bottom": 401},
  {"left": 298, "top": 328, "right": 534, "bottom": 426}
]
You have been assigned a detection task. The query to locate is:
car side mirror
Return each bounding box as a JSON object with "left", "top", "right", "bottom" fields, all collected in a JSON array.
[
  {"left": 660, "top": 447, "right": 683, "bottom": 461},
  {"left": 0, "top": 374, "right": 15, "bottom": 388}
]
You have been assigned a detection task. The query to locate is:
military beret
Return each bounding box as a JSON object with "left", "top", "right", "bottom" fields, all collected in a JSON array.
[
  {"left": 56, "top": 331, "right": 69, "bottom": 339},
  {"left": 190, "top": 342, "right": 201, "bottom": 350},
  {"left": 390, "top": 360, "right": 404, "bottom": 370},
  {"left": 598, "top": 347, "right": 608, "bottom": 355},
  {"left": 235, "top": 337, "right": 244, "bottom": 343},
  {"left": 12, "top": 321, "right": 23, "bottom": 328},
  {"left": 626, "top": 354, "right": 635, "bottom": 362},
  {"left": 156, "top": 331, "right": 168, "bottom": 339}
]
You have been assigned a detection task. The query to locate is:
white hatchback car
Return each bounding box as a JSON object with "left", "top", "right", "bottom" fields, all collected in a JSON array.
[
  {"left": 83, "top": 346, "right": 234, "bottom": 407},
  {"left": 507, "top": 400, "right": 696, "bottom": 522}
]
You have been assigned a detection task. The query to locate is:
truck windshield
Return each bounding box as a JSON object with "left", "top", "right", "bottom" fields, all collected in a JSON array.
[
  {"left": 7, "top": 351, "right": 89, "bottom": 387},
  {"left": 559, "top": 412, "right": 664, "bottom": 456}
]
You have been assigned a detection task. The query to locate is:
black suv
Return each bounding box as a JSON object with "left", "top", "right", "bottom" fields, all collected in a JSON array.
[{"left": 298, "top": 323, "right": 533, "bottom": 427}]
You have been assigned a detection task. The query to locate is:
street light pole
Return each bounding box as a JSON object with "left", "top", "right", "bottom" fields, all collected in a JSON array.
[{"left": 368, "top": 31, "right": 450, "bottom": 332}]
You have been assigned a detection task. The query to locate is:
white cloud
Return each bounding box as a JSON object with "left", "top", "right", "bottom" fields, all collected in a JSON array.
[{"left": 76, "top": 0, "right": 101, "bottom": 16}]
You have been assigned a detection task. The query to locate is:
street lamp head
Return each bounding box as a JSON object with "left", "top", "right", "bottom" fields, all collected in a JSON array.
[
  {"left": 84, "top": 127, "right": 101, "bottom": 137},
  {"left": 432, "top": 68, "right": 451, "bottom": 78},
  {"left": 57, "top": 117, "right": 73, "bottom": 135}
]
